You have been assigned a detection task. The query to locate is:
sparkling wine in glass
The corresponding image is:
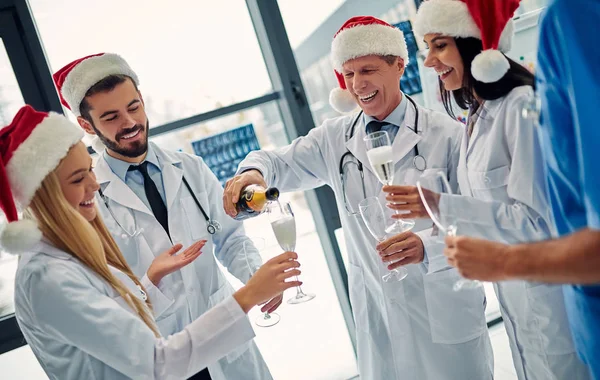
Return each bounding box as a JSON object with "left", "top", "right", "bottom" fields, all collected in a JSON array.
[
  {"left": 242, "top": 238, "right": 281, "bottom": 327},
  {"left": 268, "top": 201, "right": 315, "bottom": 304},
  {"left": 416, "top": 170, "right": 482, "bottom": 291},
  {"left": 359, "top": 197, "right": 408, "bottom": 282},
  {"left": 364, "top": 131, "right": 415, "bottom": 234}
]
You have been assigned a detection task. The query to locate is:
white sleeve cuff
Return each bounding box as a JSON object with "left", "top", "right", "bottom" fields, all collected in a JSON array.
[
  {"left": 416, "top": 228, "right": 450, "bottom": 274},
  {"left": 141, "top": 274, "right": 175, "bottom": 319}
]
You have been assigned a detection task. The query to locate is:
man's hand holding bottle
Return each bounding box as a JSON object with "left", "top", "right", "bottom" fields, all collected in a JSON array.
[{"left": 223, "top": 170, "right": 279, "bottom": 220}]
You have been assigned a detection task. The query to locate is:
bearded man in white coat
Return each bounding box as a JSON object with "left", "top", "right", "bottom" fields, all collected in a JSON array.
[
  {"left": 223, "top": 16, "right": 493, "bottom": 380},
  {"left": 52, "top": 53, "right": 275, "bottom": 380}
]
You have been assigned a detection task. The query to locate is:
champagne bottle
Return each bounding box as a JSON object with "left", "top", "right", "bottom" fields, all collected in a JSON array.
[{"left": 234, "top": 185, "right": 280, "bottom": 220}]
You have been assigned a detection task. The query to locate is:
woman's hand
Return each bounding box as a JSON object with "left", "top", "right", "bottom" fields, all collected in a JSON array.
[
  {"left": 147, "top": 240, "right": 207, "bottom": 286},
  {"left": 234, "top": 251, "right": 302, "bottom": 313},
  {"left": 383, "top": 185, "right": 440, "bottom": 219}
]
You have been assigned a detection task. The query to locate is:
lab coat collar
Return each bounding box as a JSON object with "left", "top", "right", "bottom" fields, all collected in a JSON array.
[
  {"left": 94, "top": 143, "right": 185, "bottom": 215},
  {"left": 481, "top": 96, "right": 503, "bottom": 119},
  {"left": 102, "top": 143, "right": 162, "bottom": 184},
  {"left": 152, "top": 143, "right": 184, "bottom": 211},
  {"left": 465, "top": 100, "right": 494, "bottom": 159},
  {"left": 95, "top": 157, "right": 153, "bottom": 216},
  {"left": 362, "top": 94, "right": 408, "bottom": 132},
  {"left": 27, "top": 239, "right": 73, "bottom": 261}
]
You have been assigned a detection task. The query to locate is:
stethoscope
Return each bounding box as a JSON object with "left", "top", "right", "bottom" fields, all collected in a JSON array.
[
  {"left": 339, "top": 95, "right": 426, "bottom": 215},
  {"left": 98, "top": 175, "right": 222, "bottom": 237}
]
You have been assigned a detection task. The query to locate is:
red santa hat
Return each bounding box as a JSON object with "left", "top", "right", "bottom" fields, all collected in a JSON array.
[
  {"left": 0, "top": 105, "right": 83, "bottom": 252},
  {"left": 53, "top": 53, "right": 139, "bottom": 153},
  {"left": 329, "top": 16, "right": 409, "bottom": 113},
  {"left": 414, "top": 0, "right": 520, "bottom": 83}
]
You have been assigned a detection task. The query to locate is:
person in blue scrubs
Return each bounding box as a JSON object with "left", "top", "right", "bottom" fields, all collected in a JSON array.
[{"left": 444, "top": 0, "right": 600, "bottom": 378}]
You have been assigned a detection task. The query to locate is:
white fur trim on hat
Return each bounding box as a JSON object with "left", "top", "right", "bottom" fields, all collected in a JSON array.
[
  {"left": 0, "top": 219, "right": 42, "bottom": 253},
  {"left": 329, "top": 88, "right": 358, "bottom": 113},
  {"left": 471, "top": 49, "right": 510, "bottom": 83},
  {"left": 331, "top": 24, "right": 409, "bottom": 72},
  {"left": 6, "top": 112, "right": 84, "bottom": 209},
  {"left": 414, "top": 0, "right": 513, "bottom": 52},
  {"left": 62, "top": 53, "right": 139, "bottom": 116}
]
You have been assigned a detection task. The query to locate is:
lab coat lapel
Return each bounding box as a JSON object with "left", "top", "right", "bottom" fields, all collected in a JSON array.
[
  {"left": 392, "top": 102, "right": 422, "bottom": 168},
  {"left": 346, "top": 114, "right": 376, "bottom": 177},
  {"left": 94, "top": 156, "right": 153, "bottom": 215},
  {"left": 457, "top": 129, "right": 472, "bottom": 196},
  {"left": 155, "top": 149, "right": 184, "bottom": 212}
]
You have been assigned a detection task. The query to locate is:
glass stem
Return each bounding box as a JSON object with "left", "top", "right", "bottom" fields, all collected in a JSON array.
[
  {"left": 294, "top": 275, "right": 305, "bottom": 296},
  {"left": 386, "top": 180, "right": 402, "bottom": 221}
]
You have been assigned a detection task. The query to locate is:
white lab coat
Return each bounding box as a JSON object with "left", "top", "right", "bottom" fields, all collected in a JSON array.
[
  {"left": 14, "top": 241, "right": 255, "bottom": 380},
  {"left": 94, "top": 143, "right": 270, "bottom": 380},
  {"left": 238, "top": 98, "right": 494, "bottom": 379},
  {"left": 438, "top": 86, "right": 589, "bottom": 380}
]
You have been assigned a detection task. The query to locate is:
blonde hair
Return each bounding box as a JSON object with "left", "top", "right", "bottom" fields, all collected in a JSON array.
[{"left": 26, "top": 171, "right": 160, "bottom": 337}]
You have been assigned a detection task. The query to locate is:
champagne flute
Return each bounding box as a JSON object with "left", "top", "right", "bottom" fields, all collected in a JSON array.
[
  {"left": 364, "top": 131, "right": 415, "bottom": 234},
  {"left": 268, "top": 201, "right": 315, "bottom": 304},
  {"left": 242, "top": 237, "right": 281, "bottom": 327},
  {"left": 416, "top": 170, "right": 483, "bottom": 291},
  {"left": 359, "top": 197, "right": 408, "bottom": 282}
]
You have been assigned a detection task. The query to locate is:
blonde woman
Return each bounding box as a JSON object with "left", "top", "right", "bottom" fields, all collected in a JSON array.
[{"left": 0, "top": 105, "right": 301, "bottom": 380}]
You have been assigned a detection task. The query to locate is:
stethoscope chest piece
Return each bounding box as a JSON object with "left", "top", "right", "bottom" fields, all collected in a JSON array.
[
  {"left": 413, "top": 155, "right": 427, "bottom": 172},
  {"left": 207, "top": 220, "right": 222, "bottom": 235}
]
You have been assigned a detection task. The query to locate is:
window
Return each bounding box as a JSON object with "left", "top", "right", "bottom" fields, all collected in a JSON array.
[
  {"left": 0, "top": 39, "right": 25, "bottom": 125},
  {"left": 28, "top": 0, "right": 273, "bottom": 126}
]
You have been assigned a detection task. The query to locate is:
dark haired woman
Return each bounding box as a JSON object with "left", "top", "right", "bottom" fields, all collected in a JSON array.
[{"left": 392, "top": 1, "right": 591, "bottom": 379}]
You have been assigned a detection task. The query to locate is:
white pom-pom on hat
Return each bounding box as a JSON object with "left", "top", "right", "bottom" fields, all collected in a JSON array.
[
  {"left": 471, "top": 49, "right": 510, "bottom": 83},
  {"left": 329, "top": 87, "right": 358, "bottom": 114},
  {"left": 0, "top": 220, "right": 42, "bottom": 253}
]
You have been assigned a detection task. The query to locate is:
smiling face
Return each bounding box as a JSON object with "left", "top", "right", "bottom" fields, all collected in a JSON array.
[
  {"left": 55, "top": 142, "right": 100, "bottom": 222},
  {"left": 77, "top": 77, "right": 149, "bottom": 163},
  {"left": 341, "top": 55, "right": 405, "bottom": 120},
  {"left": 422, "top": 34, "right": 465, "bottom": 91}
]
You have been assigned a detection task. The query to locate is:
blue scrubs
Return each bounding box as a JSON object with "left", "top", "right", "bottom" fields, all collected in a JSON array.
[{"left": 536, "top": 1, "right": 600, "bottom": 378}]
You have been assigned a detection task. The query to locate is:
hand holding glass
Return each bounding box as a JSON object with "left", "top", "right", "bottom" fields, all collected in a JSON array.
[
  {"left": 364, "top": 131, "right": 415, "bottom": 234},
  {"left": 416, "top": 171, "right": 482, "bottom": 291},
  {"left": 268, "top": 201, "right": 315, "bottom": 304},
  {"left": 242, "top": 238, "right": 280, "bottom": 327},
  {"left": 359, "top": 197, "right": 408, "bottom": 282}
]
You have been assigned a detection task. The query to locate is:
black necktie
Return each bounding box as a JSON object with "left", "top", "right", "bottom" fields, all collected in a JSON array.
[
  {"left": 366, "top": 120, "right": 390, "bottom": 134},
  {"left": 128, "top": 162, "right": 169, "bottom": 236},
  {"left": 187, "top": 368, "right": 212, "bottom": 379}
]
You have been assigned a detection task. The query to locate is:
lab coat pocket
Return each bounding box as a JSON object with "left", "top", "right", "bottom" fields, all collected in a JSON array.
[
  {"left": 208, "top": 283, "right": 251, "bottom": 363},
  {"left": 181, "top": 194, "right": 208, "bottom": 240},
  {"left": 348, "top": 263, "right": 369, "bottom": 333},
  {"left": 525, "top": 284, "right": 575, "bottom": 355},
  {"left": 424, "top": 269, "right": 486, "bottom": 344},
  {"left": 468, "top": 165, "right": 510, "bottom": 202},
  {"left": 155, "top": 312, "right": 179, "bottom": 337}
]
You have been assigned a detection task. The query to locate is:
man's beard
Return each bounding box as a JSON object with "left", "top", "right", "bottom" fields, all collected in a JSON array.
[{"left": 92, "top": 119, "right": 150, "bottom": 158}]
